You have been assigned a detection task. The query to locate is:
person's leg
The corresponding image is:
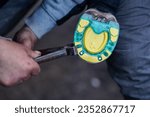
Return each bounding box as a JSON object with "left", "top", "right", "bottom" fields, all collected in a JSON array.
[
  {"left": 124, "top": 95, "right": 139, "bottom": 100},
  {"left": 107, "top": 0, "right": 150, "bottom": 99},
  {"left": 0, "top": 0, "right": 8, "bottom": 8},
  {"left": 0, "top": 0, "right": 36, "bottom": 36}
]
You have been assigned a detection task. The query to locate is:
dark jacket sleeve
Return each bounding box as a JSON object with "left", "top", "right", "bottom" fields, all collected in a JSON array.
[{"left": 86, "top": 0, "right": 120, "bottom": 15}]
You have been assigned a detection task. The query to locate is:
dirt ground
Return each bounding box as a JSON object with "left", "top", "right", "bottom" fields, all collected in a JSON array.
[{"left": 0, "top": 12, "right": 123, "bottom": 100}]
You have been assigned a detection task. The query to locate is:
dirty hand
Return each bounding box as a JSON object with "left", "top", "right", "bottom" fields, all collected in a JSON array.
[
  {"left": 14, "top": 26, "right": 37, "bottom": 49},
  {"left": 0, "top": 38, "right": 40, "bottom": 86}
]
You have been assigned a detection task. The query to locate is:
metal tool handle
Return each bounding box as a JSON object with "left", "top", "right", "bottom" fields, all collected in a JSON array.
[
  {"left": 34, "top": 43, "right": 77, "bottom": 63},
  {"left": 35, "top": 48, "right": 68, "bottom": 63}
]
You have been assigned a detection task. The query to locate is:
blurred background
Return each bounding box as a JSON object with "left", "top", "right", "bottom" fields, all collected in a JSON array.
[{"left": 0, "top": 0, "right": 123, "bottom": 100}]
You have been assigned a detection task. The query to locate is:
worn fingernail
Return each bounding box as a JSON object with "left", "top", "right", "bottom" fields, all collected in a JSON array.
[{"left": 35, "top": 51, "right": 41, "bottom": 56}]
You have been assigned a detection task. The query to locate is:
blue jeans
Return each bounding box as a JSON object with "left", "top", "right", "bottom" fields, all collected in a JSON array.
[
  {"left": 107, "top": 0, "right": 150, "bottom": 99},
  {"left": 0, "top": 0, "right": 36, "bottom": 36}
]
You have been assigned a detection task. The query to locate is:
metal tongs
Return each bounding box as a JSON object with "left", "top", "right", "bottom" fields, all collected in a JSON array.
[{"left": 35, "top": 43, "right": 77, "bottom": 63}]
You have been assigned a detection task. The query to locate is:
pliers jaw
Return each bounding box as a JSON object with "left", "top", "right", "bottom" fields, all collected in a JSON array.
[{"left": 65, "top": 43, "right": 78, "bottom": 56}]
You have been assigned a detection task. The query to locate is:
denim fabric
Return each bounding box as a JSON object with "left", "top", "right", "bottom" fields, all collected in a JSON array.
[
  {"left": 107, "top": 0, "right": 150, "bottom": 99},
  {"left": 26, "top": 0, "right": 85, "bottom": 38},
  {"left": 0, "top": 0, "right": 36, "bottom": 36}
]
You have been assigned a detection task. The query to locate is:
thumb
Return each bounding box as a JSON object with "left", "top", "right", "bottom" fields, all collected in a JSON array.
[
  {"left": 14, "top": 26, "right": 37, "bottom": 49},
  {"left": 20, "top": 38, "right": 33, "bottom": 49}
]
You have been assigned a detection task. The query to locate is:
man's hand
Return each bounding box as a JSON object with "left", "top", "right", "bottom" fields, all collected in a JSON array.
[
  {"left": 0, "top": 38, "right": 40, "bottom": 86},
  {"left": 14, "top": 26, "right": 37, "bottom": 49}
]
